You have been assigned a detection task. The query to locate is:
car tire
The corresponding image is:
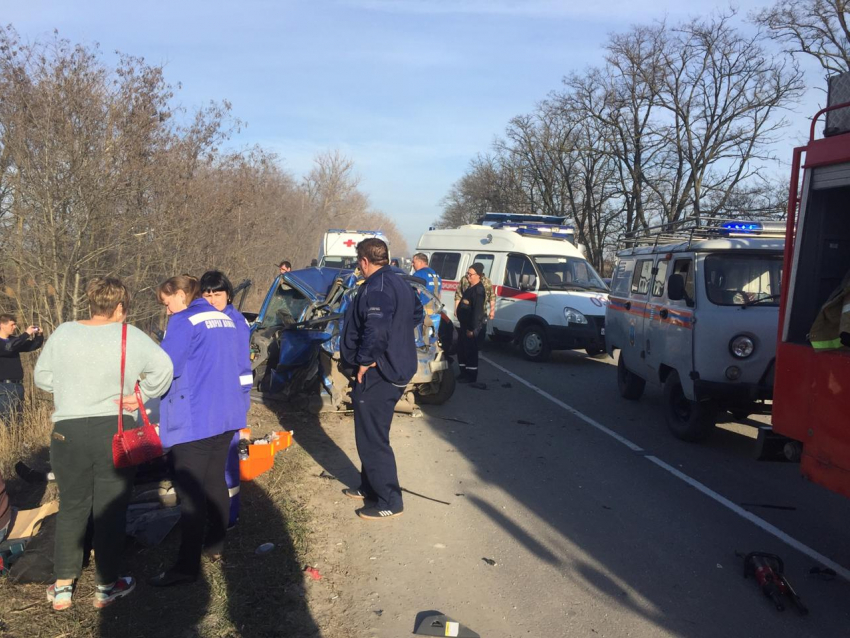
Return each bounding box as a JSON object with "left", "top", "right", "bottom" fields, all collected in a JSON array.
[
  {"left": 415, "top": 367, "right": 457, "bottom": 405},
  {"left": 663, "top": 371, "right": 717, "bottom": 442},
  {"left": 520, "top": 324, "right": 551, "bottom": 362},
  {"left": 617, "top": 354, "right": 645, "bottom": 400},
  {"left": 729, "top": 410, "right": 751, "bottom": 422},
  {"left": 585, "top": 345, "right": 605, "bottom": 357}
]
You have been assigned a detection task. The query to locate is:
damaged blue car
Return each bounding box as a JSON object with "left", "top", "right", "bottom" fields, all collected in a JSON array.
[{"left": 248, "top": 268, "right": 455, "bottom": 412}]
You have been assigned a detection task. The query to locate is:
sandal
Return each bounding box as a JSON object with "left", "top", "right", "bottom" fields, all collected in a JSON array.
[{"left": 46, "top": 583, "right": 74, "bottom": 611}]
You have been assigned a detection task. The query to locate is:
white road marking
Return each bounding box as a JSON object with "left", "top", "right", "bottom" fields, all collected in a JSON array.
[{"left": 481, "top": 354, "right": 850, "bottom": 581}]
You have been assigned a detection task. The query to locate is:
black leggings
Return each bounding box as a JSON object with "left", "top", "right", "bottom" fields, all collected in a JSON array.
[{"left": 169, "top": 430, "right": 235, "bottom": 576}]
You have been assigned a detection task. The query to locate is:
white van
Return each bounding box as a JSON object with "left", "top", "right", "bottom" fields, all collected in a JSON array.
[
  {"left": 605, "top": 219, "right": 784, "bottom": 442},
  {"left": 416, "top": 223, "right": 609, "bottom": 361},
  {"left": 318, "top": 229, "right": 390, "bottom": 269}
]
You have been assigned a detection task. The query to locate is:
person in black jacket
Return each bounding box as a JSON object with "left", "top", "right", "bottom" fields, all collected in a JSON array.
[
  {"left": 0, "top": 314, "right": 43, "bottom": 423},
  {"left": 340, "top": 238, "right": 423, "bottom": 520},
  {"left": 456, "top": 263, "right": 486, "bottom": 383}
]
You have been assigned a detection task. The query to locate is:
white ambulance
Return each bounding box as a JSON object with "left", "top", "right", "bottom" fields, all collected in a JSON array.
[
  {"left": 416, "top": 223, "right": 609, "bottom": 361},
  {"left": 318, "top": 229, "right": 390, "bottom": 269}
]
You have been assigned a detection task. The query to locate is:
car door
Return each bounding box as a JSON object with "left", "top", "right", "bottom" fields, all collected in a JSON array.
[
  {"left": 628, "top": 258, "right": 654, "bottom": 374},
  {"left": 492, "top": 253, "right": 539, "bottom": 333},
  {"left": 644, "top": 257, "right": 670, "bottom": 375}
]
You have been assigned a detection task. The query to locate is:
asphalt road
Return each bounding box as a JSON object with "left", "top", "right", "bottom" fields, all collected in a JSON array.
[{"left": 324, "top": 341, "right": 850, "bottom": 638}]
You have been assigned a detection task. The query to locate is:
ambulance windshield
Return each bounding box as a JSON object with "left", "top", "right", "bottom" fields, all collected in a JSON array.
[
  {"left": 704, "top": 253, "right": 783, "bottom": 306},
  {"left": 532, "top": 256, "right": 608, "bottom": 292}
]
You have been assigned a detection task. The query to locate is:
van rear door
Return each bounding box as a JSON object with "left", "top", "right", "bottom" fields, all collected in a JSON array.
[{"left": 493, "top": 253, "right": 539, "bottom": 334}]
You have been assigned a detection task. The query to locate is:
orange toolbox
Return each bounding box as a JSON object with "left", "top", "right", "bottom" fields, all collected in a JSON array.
[{"left": 238, "top": 429, "right": 294, "bottom": 481}]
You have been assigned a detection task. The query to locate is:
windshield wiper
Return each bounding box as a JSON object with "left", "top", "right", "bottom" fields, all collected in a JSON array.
[{"left": 742, "top": 294, "right": 781, "bottom": 308}]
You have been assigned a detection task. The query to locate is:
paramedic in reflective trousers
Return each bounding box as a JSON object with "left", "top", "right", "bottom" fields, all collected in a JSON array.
[
  {"left": 456, "top": 263, "right": 486, "bottom": 383},
  {"left": 341, "top": 238, "right": 423, "bottom": 520}
]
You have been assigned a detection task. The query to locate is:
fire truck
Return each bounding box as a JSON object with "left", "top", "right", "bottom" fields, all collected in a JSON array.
[{"left": 772, "top": 86, "right": 850, "bottom": 498}]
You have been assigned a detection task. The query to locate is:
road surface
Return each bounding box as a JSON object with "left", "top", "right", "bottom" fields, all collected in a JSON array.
[{"left": 301, "top": 343, "right": 850, "bottom": 638}]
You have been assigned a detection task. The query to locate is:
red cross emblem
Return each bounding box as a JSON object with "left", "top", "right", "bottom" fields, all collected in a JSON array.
[{"left": 343, "top": 239, "right": 356, "bottom": 247}]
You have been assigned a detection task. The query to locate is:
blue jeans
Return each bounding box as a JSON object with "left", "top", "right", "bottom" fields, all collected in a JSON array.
[{"left": 0, "top": 382, "right": 24, "bottom": 424}]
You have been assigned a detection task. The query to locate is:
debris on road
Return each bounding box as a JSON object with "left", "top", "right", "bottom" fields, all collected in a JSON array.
[
  {"left": 482, "top": 557, "right": 497, "bottom": 566},
  {"left": 255, "top": 542, "right": 275, "bottom": 555},
  {"left": 318, "top": 470, "right": 337, "bottom": 480},
  {"left": 739, "top": 551, "right": 808, "bottom": 615},
  {"left": 414, "top": 612, "right": 480, "bottom": 637},
  {"left": 303, "top": 566, "right": 322, "bottom": 580}
]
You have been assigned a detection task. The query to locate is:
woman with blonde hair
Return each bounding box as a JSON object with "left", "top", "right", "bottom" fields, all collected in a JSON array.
[
  {"left": 151, "top": 274, "right": 250, "bottom": 586},
  {"left": 34, "top": 278, "right": 173, "bottom": 611}
]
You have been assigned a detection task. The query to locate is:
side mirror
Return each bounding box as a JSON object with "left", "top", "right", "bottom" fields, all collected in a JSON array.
[
  {"left": 667, "top": 274, "right": 685, "bottom": 301},
  {"left": 519, "top": 274, "right": 535, "bottom": 292}
]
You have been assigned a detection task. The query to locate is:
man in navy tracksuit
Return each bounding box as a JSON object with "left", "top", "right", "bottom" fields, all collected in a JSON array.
[{"left": 341, "top": 238, "right": 423, "bottom": 520}]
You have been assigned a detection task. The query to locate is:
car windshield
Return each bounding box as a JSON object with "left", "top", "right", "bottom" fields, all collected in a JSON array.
[
  {"left": 259, "top": 284, "right": 312, "bottom": 329},
  {"left": 704, "top": 253, "right": 783, "bottom": 307},
  {"left": 532, "top": 255, "right": 608, "bottom": 291}
]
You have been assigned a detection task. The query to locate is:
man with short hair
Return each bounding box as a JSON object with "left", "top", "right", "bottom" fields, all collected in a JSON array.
[
  {"left": 411, "top": 253, "right": 442, "bottom": 297},
  {"left": 456, "top": 264, "right": 486, "bottom": 383},
  {"left": 341, "top": 238, "right": 423, "bottom": 520},
  {"left": 278, "top": 261, "right": 292, "bottom": 275},
  {"left": 0, "top": 314, "right": 43, "bottom": 423}
]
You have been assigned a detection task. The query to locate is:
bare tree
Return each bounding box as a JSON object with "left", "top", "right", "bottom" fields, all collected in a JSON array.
[{"left": 753, "top": 0, "right": 850, "bottom": 75}]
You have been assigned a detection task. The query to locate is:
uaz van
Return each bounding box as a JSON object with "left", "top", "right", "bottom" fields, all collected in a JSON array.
[
  {"left": 416, "top": 222, "right": 609, "bottom": 361},
  {"left": 605, "top": 219, "right": 784, "bottom": 441}
]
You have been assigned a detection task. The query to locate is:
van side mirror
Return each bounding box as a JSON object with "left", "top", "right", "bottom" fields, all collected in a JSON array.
[
  {"left": 667, "top": 274, "right": 685, "bottom": 301},
  {"left": 519, "top": 274, "right": 536, "bottom": 292}
]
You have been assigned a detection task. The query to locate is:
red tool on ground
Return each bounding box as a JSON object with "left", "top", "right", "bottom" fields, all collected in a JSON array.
[{"left": 738, "top": 552, "right": 808, "bottom": 615}]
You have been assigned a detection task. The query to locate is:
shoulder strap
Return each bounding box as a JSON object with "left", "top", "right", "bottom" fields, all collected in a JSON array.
[{"left": 118, "top": 323, "right": 127, "bottom": 434}]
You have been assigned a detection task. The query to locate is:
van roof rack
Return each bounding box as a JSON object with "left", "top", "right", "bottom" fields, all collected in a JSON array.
[{"left": 618, "top": 217, "right": 786, "bottom": 251}]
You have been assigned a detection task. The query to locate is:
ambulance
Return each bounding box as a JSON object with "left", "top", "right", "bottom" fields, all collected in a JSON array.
[
  {"left": 415, "top": 222, "right": 609, "bottom": 361},
  {"left": 318, "top": 229, "right": 390, "bottom": 269}
]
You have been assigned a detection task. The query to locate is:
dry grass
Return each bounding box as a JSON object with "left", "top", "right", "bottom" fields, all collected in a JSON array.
[{"left": 0, "top": 402, "right": 324, "bottom": 638}]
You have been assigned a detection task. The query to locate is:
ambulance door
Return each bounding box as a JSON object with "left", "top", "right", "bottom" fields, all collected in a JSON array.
[
  {"left": 643, "top": 257, "right": 670, "bottom": 374},
  {"left": 628, "top": 258, "right": 654, "bottom": 375},
  {"left": 492, "top": 253, "right": 539, "bottom": 334},
  {"left": 429, "top": 251, "right": 462, "bottom": 320}
]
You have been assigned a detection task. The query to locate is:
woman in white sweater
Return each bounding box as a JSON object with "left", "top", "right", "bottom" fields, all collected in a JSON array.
[{"left": 34, "top": 278, "right": 173, "bottom": 611}]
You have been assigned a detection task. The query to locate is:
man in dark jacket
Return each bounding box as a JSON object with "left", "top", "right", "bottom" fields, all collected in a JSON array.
[
  {"left": 341, "top": 238, "right": 423, "bottom": 520},
  {"left": 456, "top": 263, "right": 486, "bottom": 383},
  {"left": 0, "top": 314, "right": 43, "bottom": 423}
]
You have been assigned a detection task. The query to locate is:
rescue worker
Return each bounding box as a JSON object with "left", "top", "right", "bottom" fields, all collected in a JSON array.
[
  {"left": 454, "top": 270, "right": 495, "bottom": 322},
  {"left": 0, "top": 314, "right": 43, "bottom": 423},
  {"left": 810, "top": 269, "right": 850, "bottom": 350},
  {"left": 340, "top": 238, "right": 423, "bottom": 520},
  {"left": 411, "top": 253, "right": 442, "bottom": 297},
  {"left": 456, "top": 263, "right": 486, "bottom": 383}
]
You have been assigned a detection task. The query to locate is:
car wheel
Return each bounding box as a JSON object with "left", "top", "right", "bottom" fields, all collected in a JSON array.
[
  {"left": 729, "top": 410, "right": 751, "bottom": 422},
  {"left": 520, "top": 324, "right": 551, "bottom": 362},
  {"left": 663, "top": 371, "right": 716, "bottom": 442},
  {"left": 415, "top": 367, "right": 456, "bottom": 405},
  {"left": 617, "top": 354, "right": 645, "bottom": 400},
  {"left": 585, "top": 345, "right": 605, "bottom": 357}
]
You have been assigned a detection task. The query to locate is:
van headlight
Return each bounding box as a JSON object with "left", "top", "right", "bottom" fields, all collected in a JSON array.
[
  {"left": 729, "top": 335, "right": 755, "bottom": 358},
  {"left": 564, "top": 307, "right": 588, "bottom": 325}
]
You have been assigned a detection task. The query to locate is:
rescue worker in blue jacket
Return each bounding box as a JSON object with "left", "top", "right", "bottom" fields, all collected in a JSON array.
[
  {"left": 456, "top": 263, "right": 486, "bottom": 383},
  {"left": 150, "top": 275, "right": 251, "bottom": 586},
  {"left": 199, "top": 270, "right": 252, "bottom": 530},
  {"left": 341, "top": 238, "right": 423, "bottom": 520},
  {"left": 411, "top": 253, "right": 442, "bottom": 297}
]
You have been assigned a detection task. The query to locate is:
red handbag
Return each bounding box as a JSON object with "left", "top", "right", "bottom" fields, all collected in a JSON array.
[{"left": 112, "top": 323, "right": 164, "bottom": 468}]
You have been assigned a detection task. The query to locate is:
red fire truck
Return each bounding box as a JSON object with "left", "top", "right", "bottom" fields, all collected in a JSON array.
[{"left": 772, "top": 96, "right": 850, "bottom": 499}]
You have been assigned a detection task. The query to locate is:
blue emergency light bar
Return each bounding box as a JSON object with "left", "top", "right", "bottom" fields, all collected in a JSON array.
[{"left": 721, "top": 221, "right": 763, "bottom": 232}]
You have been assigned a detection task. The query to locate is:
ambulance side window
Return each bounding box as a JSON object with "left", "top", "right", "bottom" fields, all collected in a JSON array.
[
  {"left": 671, "top": 259, "right": 695, "bottom": 303},
  {"left": 631, "top": 260, "right": 653, "bottom": 295},
  {"left": 430, "top": 252, "right": 461, "bottom": 280},
  {"left": 651, "top": 260, "right": 668, "bottom": 297},
  {"left": 611, "top": 260, "right": 634, "bottom": 295},
  {"left": 473, "top": 254, "right": 495, "bottom": 279},
  {"left": 504, "top": 254, "right": 537, "bottom": 290}
]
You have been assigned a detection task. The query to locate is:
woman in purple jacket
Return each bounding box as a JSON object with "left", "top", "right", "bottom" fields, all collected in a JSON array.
[{"left": 151, "top": 275, "right": 251, "bottom": 587}]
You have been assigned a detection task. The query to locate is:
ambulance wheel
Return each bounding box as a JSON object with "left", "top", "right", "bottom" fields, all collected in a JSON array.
[
  {"left": 520, "top": 324, "right": 551, "bottom": 362},
  {"left": 415, "top": 368, "right": 456, "bottom": 405},
  {"left": 663, "top": 372, "right": 717, "bottom": 442},
  {"left": 617, "top": 355, "right": 645, "bottom": 400}
]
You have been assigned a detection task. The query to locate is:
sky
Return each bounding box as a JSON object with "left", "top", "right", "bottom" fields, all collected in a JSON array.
[{"left": 3, "top": 0, "right": 826, "bottom": 250}]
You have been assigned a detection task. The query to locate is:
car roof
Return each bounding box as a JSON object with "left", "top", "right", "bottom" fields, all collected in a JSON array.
[{"left": 417, "top": 225, "right": 585, "bottom": 258}]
